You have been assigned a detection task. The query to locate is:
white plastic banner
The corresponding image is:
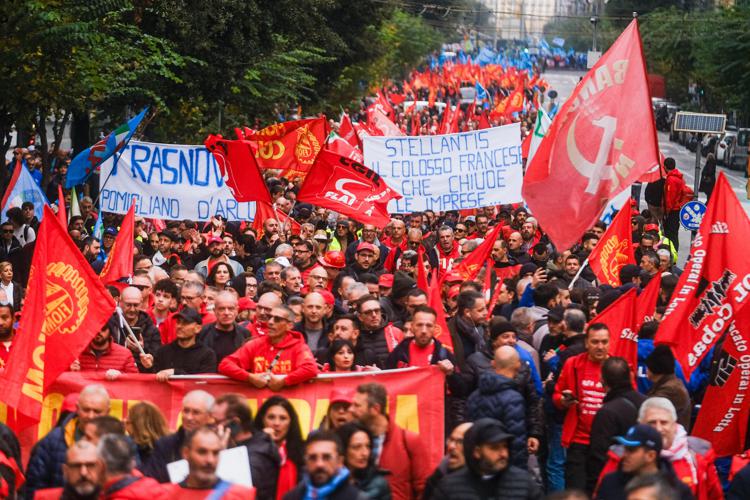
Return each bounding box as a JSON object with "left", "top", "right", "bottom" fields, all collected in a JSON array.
[
  {"left": 363, "top": 123, "right": 523, "bottom": 212},
  {"left": 99, "top": 141, "right": 255, "bottom": 221}
]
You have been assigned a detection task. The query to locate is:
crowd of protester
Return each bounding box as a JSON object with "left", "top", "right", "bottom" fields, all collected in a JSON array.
[{"left": 1, "top": 162, "right": 750, "bottom": 500}]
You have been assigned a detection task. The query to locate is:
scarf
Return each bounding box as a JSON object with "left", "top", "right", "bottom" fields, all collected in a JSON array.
[
  {"left": 661, "top": 425, "right": 697, "bottom": 485},
  {"left": 275, "top": 441, "right": 298, "bottom": 500},
  {"left": 302, "top": 467, "right": 350, "bottom": 500}
]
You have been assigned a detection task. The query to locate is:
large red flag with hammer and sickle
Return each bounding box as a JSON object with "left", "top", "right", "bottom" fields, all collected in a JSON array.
[
  {"left": 522, "top": 20, "right": 659, "bottom": 251},
  {"left": 0, "top": 206, "right": 115, "bottom": 424},
  {"left": 587, "top": 205, "right": 635, "bottom": 286}
]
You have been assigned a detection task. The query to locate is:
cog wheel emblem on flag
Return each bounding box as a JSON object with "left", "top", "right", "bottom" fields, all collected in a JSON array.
[
  {"left": 295, "top": 125, "right": 321, "bottom": 166},
  {"left": 42, "top": 262, "right": 89, "bottom": 335}
]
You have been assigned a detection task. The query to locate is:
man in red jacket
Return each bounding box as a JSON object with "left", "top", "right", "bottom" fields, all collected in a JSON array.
[
  {"left": 69, "top": 320, "right": 138, "bottom": 380},
  {"left": 663, "top": 157, "right": 690, "bottom": 252},
  {"left": 350, "top": 382, "right": 431, "bottom": 500},
  {"left": 219, "top": 304, "right": 318, "bottom": 391},
  {"left": 99, "top": 434, "right": 169, "bottom": 499},
  {"left": 553, "top": 322, "right": 610, "bottom": 491}
]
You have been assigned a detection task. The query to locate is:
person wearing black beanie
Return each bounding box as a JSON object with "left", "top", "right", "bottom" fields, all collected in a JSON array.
[{"left": 645, "top": 345, "right": 691, "bottom": 429}]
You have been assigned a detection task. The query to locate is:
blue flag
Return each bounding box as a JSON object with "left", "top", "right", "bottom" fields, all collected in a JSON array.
[
  {"left": 1, "top": 163, "right": 48, "bottom": 222},
  {"left": 475, "top": 81, "right": 488, "bottom": 101},
  {"left": 66, "top": 107, "right": 148, "bottom": 188}
]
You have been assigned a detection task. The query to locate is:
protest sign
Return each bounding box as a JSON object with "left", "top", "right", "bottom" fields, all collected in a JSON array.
[
  {"left": 363, "top": 123, "right": 523, "bottom": 212},
  {"left": 3, "top": 367, "right": 445, "bottom": 469},
  {"left": 99, "top": 141, "right": 257, "bottom": 221}
]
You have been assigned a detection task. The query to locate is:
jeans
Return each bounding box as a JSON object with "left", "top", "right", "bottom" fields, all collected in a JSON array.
[{"left": 546, "top": 422, "right": 566, "bottom": 492}]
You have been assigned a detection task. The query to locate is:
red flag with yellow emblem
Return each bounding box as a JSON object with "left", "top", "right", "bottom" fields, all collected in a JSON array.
[
  {"left": 0, "top": 206, "right": 115, "bottom": 423},
  {"left": 245, "top": 118, "right": 329, "bottom": 180},
  {"left": 587, "top": 206, "right": 635, "bottom": 286},
  {"left": 98, "top": 204, "right": 135, "bottom": 284},
  {"left": 450, "top": 223, "right": 503, "bottom": 283}
]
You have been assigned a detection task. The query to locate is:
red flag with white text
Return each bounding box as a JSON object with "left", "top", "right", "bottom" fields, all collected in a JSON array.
[
  {"left": 587, "top": 206, "right": 636, "bottom": 286},
  {"left": 204, "top": 136, "right": 272, "bottom": 204},
  {"left": 296, "top": 149, "right": 402, "bottom": 228},
  {"left": 98, "top": 204, "right": 135, "bottom": 284},
  {"left": 0, "top": 206, "right": 115, "bottom": 423},
  {"left": 655, "top": 173, "right": 750, "bottom": 378},
  {"left": 522, "top": 20, "right": 660, "bottom": 251}
]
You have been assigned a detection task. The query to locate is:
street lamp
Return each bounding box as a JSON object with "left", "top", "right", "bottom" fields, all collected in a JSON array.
[{"left": 590, "top": 16, "right": 598, "bottom": 52}]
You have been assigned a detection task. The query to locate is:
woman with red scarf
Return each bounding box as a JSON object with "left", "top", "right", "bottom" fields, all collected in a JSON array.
[{"left": 255, "top": 396, "right": 305, "bottom": 500}]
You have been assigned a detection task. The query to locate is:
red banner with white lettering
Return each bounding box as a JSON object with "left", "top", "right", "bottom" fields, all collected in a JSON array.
[
  {"left": 655, "top": 174, "right": 750, "bottom": 378},
  {"left": 3, "top": 368, "right": 445, "bottom": 468}
]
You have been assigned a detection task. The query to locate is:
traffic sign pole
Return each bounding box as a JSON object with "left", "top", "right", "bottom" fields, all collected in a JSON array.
[{"left": 693, "top": 137, "right": 702, "bottom": 243}]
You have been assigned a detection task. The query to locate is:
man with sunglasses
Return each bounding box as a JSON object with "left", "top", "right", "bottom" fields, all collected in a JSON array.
[
  {"left": 0, "top": 221, "right": 21, "bottom": 262},
  {"left": 219, "top": 304, "right": 318, "bottom": 391}
]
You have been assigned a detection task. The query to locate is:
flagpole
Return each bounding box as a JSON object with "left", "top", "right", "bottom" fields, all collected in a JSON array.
[
  {"left": 568, "top": 258, "right": 589, "bottom": 290},
  {"left": 115, "top": 307, "right": 146, "bottom": 356}
]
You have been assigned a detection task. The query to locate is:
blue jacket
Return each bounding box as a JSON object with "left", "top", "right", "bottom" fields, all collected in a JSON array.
[
  {"left": 636, "top": 339, "right": 691, "bottom": 393},
  {"left": 25, "top": 414, "right": 77, "bottom": 498},
  {"left": 466, "top": 372, "right": 527, "bottom": 469}
]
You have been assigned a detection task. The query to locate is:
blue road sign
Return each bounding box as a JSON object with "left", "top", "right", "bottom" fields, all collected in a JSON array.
[{"left": 679, "top": 200, "right": 707, "bottom": 231}]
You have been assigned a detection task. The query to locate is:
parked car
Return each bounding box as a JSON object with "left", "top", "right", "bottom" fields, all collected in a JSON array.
[
  {"left": 728, "top": 128, "right": 750, "bottom": 172},
  {"left": 715, "top": 131, "right": 736, "bottom": 165}
]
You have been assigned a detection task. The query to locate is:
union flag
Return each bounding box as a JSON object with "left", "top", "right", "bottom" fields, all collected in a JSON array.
[
  {"left": 587, "top": 206, "right": 635, "bottom": 286},
  {"left": 450, "top": 223, "right": 503, "bottom": 283},
  {"left": 0, "top": 206, "right": 115, "bottom": 424},
  {"left": 590, "top": 288, "right": 638, "bottom": 371},
  {"left": 98, "top": 203, "right": 135, "bottom": 284}
]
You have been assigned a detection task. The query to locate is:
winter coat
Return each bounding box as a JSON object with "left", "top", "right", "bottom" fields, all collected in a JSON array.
[
  {"left": 24, "top": 414, "right": 78, "bottom": 498},
  {"left": 141, "top": 428, "right": 186, "bottom": 483},
  {"left": 236, "top": 431, "right": 281, "bottom": 500},
  {"left": 647, "top": 373, "right": 691, "bottom": 430},
  {"left": 586, "top": 386, "right": 647, "bottom": 492},
  {"left": 353, "top": 467, "right": 392, "bottom": 500},
  {"left": 466, "top": 372, "right": 528, "bottom": 469},
  {"left": 153, "top": 341, "right": 217, "bottom": 375},
  {"left": 358, "top": 323, "right": 403, "bottom": 369},
  {"left": 728, "top": 461, "right": 750, "bottom": 500},
  {"left": 595, "top": 459, "right": 695, "bottom": 500},
  {"left": 380, "top": 424, "right": 432, "bottom": 500},
  {"left": 218, "top": 330, "right": 318, "bottom": 386},
  {"left": 103, "top": 474, "right": 171, "bottom": 500},
  {"left": 77, "top": 341, "right": 139, "bottom": 373},
  {"left": 665, "top": 169, "right": 691, "bottom": 212},
  {"left": 111, "top": 311, "right": 162, "bottom": 371},
  {"left": 197, "top": 322, "right": 250, "bottom": 364},
  {"left": 447, "top": 316, "right": 486, "bottom": 371},
  {"left": 429, "top": 419, "right": 542, "bottom": 500},
  {"left": 283, "top": 480, "right": 367, "bottom": 500}
]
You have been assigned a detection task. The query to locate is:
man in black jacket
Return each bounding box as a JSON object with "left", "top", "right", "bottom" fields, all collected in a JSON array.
[
  {"left": 432, "top": 418, "right": 542, "bottom": 499},
  {"left": 596, "top": 424, "right": 693, "bottom": 500},
  {"left": 116, "top": 287, "right": 162, "bottom": 371},
  {"left": 198, "top": 291, "right": 250, "bottom": 364},
  {"left": 141, "top": 308, "right": 216, "bottom": 379},
  {"left": 587, "top": 356, "right": 647, "bottom": 494},
  {"left": 141, "top": 390, "right": 215, "bottom": 483}
]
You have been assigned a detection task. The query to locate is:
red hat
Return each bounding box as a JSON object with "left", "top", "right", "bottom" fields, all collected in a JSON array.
[
  {"left": 444, "top": 270, "right": 463, "bottom": 283},
  {"left": 356, "top": 242, "right": 377, "bottom": 254},
  {"left": 238, "top": 297, "right": 256, "bottom": 311},
  {"left": 644, "top": 223, "right": 659, "bottom": 233},
  {"left": 207, "top": 235, "right": 224, "bottom": 245},
  {"left": 329, "top": 388, "right": 354, "bottom": 405},
  {"left": 318, "top": 251, "right": 346, "bottom": 269},
  {"left": 378, "top": 273, "right": 394, "bottom": 287},
  {"left": 448, "top": 284, "right": 461, "bottom": 299},
  {"left": 318, "top": 289, "right": 335, "bottom": 307}
]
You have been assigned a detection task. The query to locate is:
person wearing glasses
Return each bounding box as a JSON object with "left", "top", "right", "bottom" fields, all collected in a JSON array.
[
  {"left": 219, "top": 304, "right": 318, "bottom": 391},
  {"left": 0, "top": 221, "right": 21, "bottom": 262},
  {"left": 356, "top": 295, "right": 404, "bottom": 369}
]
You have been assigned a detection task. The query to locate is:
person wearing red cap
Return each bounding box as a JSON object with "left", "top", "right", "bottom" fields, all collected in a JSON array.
[
  {"left": 318, "top": 388, "right": 354, "bottom": 431},
  {"left": 342, "top": 242, "right": 381, "bottom": 281},
  {"left": 344, "top": 223, "right": 389, "bottom": 268},
  {"left": 318, "top": 251, "right": 345, "bottom": 286},
  {"left": 194, "top": 236, "right": 243, "bottom": 278},
  {"left": 378, "top": 274, "right": 394, "bottom": 298}
]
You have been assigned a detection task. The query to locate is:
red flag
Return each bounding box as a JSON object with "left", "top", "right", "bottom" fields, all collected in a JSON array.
[
  {"left": 368, "top": 107, "right": 404, "bottom": 137},
  {"left": 504, "top": 87, "right": 525, "bottom": 117},
  {"left": 428, "top": 272, "right": 454, "bottom": 352},
  {"left": 690, "top": 303, "right": 750, "bottom": 456},
  {"left": 451, "top": 223, "right": 503, "bottom": 283},
  {"left": 247, "top": 118, "right": 329, "bottom": 179},
  {"left": 57, "top": 184, "right": 67, "bottom": 228},
  {"left": 587, "top": 206, "right": 636, "bottom": 286},
  {"left": 0, "top": 206, "right": 115, "bottom": 422},
  {"left": 478, "top": 111, "right": 492, "bottom": 130},
  {"left": 99, "top": 204, "right": 135, "bottom": 284},
  {"left": 521, "top": 132, "right": 533, "bottom": 160},
  {"left": 522, "top": 20, "right": 660, "bottom": 251},
  {"left": 486, "top": 265, "right": 522, "bottom": 320},
  {"left": 655, "top": 173, "right": 750, "bottom": 378},
  {"left": 376, "top": 90, "right": 395, "bottom": 119},
  {"left": 416, "top": 251, "right": 429, "bottom": 292},
  {"left": 327, "top": 133, "right": 364, "bottom": 163},
  {"left": 204, "top": 135, "right": 272, "bottom": 204},
  {"left": 338, "top": 113, "right": 360, "bottom": 149},
  {"left": 251, "top": 201, "right": 301, "bottom": 239},
  {"left": 634, "top": 272, "right": 661, "bottom": 330},
  {"left": 591, "top": 288, "right": 638, "bottom": 371},
  {"left": 296, "top": 149, "right": 402, "bottom": 228}
]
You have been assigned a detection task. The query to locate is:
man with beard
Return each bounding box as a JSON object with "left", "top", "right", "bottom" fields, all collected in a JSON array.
[
  {"left": 431, "top": 418, "right": 541, "bottom": 499},
  {"left": 520, "top": 220, "right": 540, "bottom": 253},
  {"left": 151, "top": 230, "right": 181, "bottom": 270},
  {"left": 345, "top": 224, "right": 390, "bottom": 268},
  {"left": 427, "top": 225, "right": 460, "bottom": 276},
  {"left": 283, "top": 431, "right": 365, "bottom": 500},
  {"left": 70, "top": 319, "right": 138, "bottom": 379},
  {"left": 0, "top": 303, "right": 14, "bottom": 372},
  {"left": 34, "top": 441, "right": 104, "bottom": 500},
  {"left": 280, "top": 266, "right": 303, "bottom": 298},
  {"left": 507, "top": 232, "right": 531, "bottom": 264},
  {"left": 167, "top": 428, "right": 256, "bottom": 499},
  {"left": 423, "top": 423, "right": 473, "bottom": 499},
  {"left": 343, "top": 243, "right": 380, "bottom": 281},
  {"left": 447, "top": 290, "right": 489, "bottom": 371},
  {"left": 194, "top": 236, "right": 243, "bottom": 278},
  {"left": 81, "top": 237, "right": 101, "bottom": 267},
  {"left": 558, "top": 254, "right": 594, "bottom": 290}
]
